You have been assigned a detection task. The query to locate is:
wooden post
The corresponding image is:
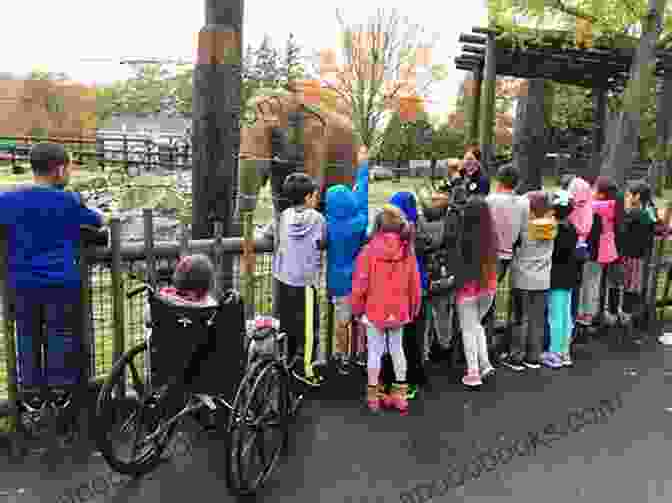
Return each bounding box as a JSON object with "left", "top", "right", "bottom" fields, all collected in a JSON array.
[
  {"left": 467, "top": 66, "right": 483, "bottom": 145},
  {"left": 191, "top": 0, "right": 244, "bottom": 292},
  {"left": 653, "top": 64, "right": 672, "bottom": 196},
  {"left": 479, "top": 33, "right": 497, "bottom": 175},
  {"left": 143, "top": 209, "right": 156, "bottom": 287},
  {"left": 591, "top": 86, "right": 607, "bottom": 184},
  {"left": 109, "top": 218, "right": 125, "bottom": 396}
]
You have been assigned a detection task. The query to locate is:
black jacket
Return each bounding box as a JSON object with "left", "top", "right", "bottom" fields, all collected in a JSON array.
[
  {"left": 551, "top": 220, "right": 580, "bottom": 290},
  {"left": 618, "top": 208, "right": 656, "bottom": 258}
]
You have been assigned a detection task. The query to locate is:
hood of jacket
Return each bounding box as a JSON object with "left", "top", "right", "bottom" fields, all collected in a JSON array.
[
  {"left": 367, "top": 231, "right": 409, "bottom": 262},
  {"left": 326, "top": 185, "right": 357, "bottom": 221},
  {"left": 389, "top": 191, "right": 418, "bottom": 224},
  {"left": 283, "top": 206, "right": 323, "bottom": 238},
  {"left": 568, "top": 177, "right": 593, "bottom": 239}
]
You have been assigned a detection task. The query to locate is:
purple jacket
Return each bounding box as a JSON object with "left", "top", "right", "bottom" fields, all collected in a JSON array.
[{"left": 265, "top": 206, "right": 326, "bottom": 287}]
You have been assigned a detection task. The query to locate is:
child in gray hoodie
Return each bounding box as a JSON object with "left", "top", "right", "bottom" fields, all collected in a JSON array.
[
  {"left": 502, "top": 191, "right": 557, "bottom": 371},
  {"left": 264, "top": 173, "right": 326, "bottom": 387}
]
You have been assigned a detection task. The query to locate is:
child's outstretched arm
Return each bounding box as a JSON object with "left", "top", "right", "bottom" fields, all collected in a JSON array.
[{"left": 353, "top": 146, "right": 370, "bottom": 217}]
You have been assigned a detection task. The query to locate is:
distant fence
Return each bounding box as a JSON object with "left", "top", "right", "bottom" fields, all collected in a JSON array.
[{"left": 0, "top": 134, "right": 192, "bottom": 174}]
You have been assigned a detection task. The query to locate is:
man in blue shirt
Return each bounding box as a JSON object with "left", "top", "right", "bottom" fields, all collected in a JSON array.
[{"left": 0, "top": 142, "right": 104, "bottom": 392}]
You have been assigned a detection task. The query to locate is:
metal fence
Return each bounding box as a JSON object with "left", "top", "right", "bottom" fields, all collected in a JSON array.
[
  {"left": 0, "top": 135, "right": 192, "bottom": 174},
  {"left": 1, "top": 210, "right": 672, "bottom": 407}
]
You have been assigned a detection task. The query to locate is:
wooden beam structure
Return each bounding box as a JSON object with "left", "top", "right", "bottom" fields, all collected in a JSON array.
[
  {"left": 467, "top": 66, "right": 483, "bottom": 145},
  {"left": 591, "top": 86, "right": 608, "bottom": 183},
  {"left": 479, "top": 32, "right": 497, "bottom": 174},
  {"left": 456, "top": 26, "right": 672, "bottom": 92}
]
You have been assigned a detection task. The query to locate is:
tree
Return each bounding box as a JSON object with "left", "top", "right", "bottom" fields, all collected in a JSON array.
[
  {"left": 310, "top": 8, "right": 448, "bottom": 150},
  {"left": 168, "top": 34, "right": 305, "bottom": 124},
  {"left": 492, "top": 0, "right": 671, "bottom": 185}
]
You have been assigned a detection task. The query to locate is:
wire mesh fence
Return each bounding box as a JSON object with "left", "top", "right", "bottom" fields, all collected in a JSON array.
[{"left": 1, "top": 224, "right": 672, "bottom": 402}]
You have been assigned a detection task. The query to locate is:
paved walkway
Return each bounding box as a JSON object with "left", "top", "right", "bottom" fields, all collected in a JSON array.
[{"left": 0, "top": 332, "right": 670, "bottom": 503}]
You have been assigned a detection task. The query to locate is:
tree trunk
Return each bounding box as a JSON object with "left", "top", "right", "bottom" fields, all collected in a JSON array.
[
  {"left": 652, "top": 67, "right": 672, "bottom": 196},
  {"left": 600, "top": 0, "right": 666, "bottom": 186},
  {"left": 191, "top": 0, "right": 244, "bottom": 291},
  {"left": 513, "top": 79, "right": 547, "bottom": 193}
]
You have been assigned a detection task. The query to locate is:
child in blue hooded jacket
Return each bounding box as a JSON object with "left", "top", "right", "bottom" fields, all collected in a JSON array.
[
  {"left": 325, "top": 146, "right": 369, "bottom": 374},
  {"left": 387, "top": 192, "right": 429, "bottom": 399}
]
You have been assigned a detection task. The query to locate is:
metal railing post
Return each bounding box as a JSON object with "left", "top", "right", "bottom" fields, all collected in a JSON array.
[
  {"left": 0, "top": 226, "right": 18, "bottom": 433},
  {"left": 144, "top": 210, "right": 156, "bottom": 287},
  {"left": 110, "top": 218, "right": 125, "bottom": 396}
]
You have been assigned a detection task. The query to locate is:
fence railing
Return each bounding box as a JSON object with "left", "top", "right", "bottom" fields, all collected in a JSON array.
[
  {"left": 0, "top": 135, "right": 192, "bottom": 174},
  {"left": 2, "top": 209, "right": 672, "bottom": 414}
]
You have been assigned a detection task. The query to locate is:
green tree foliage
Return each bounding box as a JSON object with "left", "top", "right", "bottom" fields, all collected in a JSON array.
[
  {"left": 93, "top": 34, "right": 306, "bottom": 126},
  {"left": 377, "top": 111, "right": 465, "bottom": 161}
]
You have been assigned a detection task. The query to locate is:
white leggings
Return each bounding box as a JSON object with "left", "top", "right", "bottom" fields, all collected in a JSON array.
[
  {"left": 457, "top": 294, "right": 494, "bottom": 372},
  {"left": 366, "top": 325, "right": 407, "bottom": 382}
]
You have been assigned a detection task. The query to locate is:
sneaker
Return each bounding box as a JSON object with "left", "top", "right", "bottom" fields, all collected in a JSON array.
[
  {"left": 407, "top": 384, "right": 418, "bottom": 400},
  {"left": 336, "top": 359, "right": 351, "bottom": 376},
  {"left": 542, "top": 352, "right": 562, "bottom": 369},
  {"left": 560, "top": 353, "right": 573, "bottom": 367},
  {"left": 523, "top": 360, "right": 541, "bottom": 369},
  {"left": 480, "top": 366, "right": 495, "bottom": 380},
  {"left": 500, "top": 356, "right": 525, "bottom": 372},
  {"left": 291, "top": 369, "right": 324, "bottom": 388},
  {"left": 659, "top": 334, "right": 672, "bottom": 345},
  {"left": 462, "top": 369, "right": 482, "bottom": 387},
  {"left": 575, "top": 315, "right": 592, "bottom": 327}
]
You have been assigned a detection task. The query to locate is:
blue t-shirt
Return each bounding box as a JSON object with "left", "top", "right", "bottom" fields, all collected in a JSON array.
[{"left": 0, "top": 185, "right": 103, "bottom": 289}]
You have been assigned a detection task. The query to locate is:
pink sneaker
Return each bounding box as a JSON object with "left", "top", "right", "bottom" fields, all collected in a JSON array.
[{"left": 462, "top": 369, "right": 482, "bottom": 387}]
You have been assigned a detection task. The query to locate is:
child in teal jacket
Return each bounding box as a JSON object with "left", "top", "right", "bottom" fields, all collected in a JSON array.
[{"left": 325, "top": 147, "right": 369, "bottom": 373}]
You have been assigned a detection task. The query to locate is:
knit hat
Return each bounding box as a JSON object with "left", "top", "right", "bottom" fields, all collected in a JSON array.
[
  {"left": 463, "top": 159, "right": 480, "bottom": 176},
  {"left": 172, "top": 254, "right": 215, "bottom": 296}
]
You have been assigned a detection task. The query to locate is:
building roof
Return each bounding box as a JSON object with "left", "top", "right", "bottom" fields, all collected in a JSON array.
[{"left": 102, "top": 113, "right": 191, "bottom": 134}]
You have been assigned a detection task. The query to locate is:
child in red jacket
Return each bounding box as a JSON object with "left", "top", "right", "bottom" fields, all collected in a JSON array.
[{"left": 350, "top": 204, "right": 421, "bottom": 415}]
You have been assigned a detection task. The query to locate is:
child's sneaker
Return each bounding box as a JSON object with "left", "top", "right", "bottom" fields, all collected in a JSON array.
[
  {"left": 462, "top": 369, "right": 482, "bottom": 387},
  {"left": 500, "top": 355, "right": 525, "bottom": 371},
  {"left": 407, "top": 384, "right": 418, "bottom": 400},
  {"left": 291, "top": 366, "right": 324, "bottom": 388},
  {"left": 560, "top": 353, "right": 573, "bottom": 367},
  {"left": 480, "top": 366, "right": 495, "bottom": 380},
  {"left": 542, "top": 352, "right": 562, "bottom": 369},
  {"left": 366, "top": 385, "right": 381, "bottom": 413},
  {"left": 388, "top": 383, "right": 409, "bottom": 415}
]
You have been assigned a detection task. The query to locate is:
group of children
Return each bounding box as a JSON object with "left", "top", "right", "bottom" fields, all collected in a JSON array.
[
  {"left": 5, "top": 142, "right": 662, "bottom": 421},
  {"left": 256, "top": 142, "right": 662, "bottom": 416}
]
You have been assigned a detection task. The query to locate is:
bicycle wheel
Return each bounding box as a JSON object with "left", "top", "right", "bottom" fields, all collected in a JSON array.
[
  {"left": 95, "top": 342, "right": 178, "bottom": 476},
  {"left": 226, "top": 358, "right": 289, "bottom": 495}
]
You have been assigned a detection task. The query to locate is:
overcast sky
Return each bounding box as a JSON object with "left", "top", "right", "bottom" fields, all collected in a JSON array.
[{"left": 2, "top": 0, "right": 487, "bottom": 117}]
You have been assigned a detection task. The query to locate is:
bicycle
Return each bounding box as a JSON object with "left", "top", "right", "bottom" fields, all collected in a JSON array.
[{"left": 95, "top": 273, "right": 316, "bottom": 495}]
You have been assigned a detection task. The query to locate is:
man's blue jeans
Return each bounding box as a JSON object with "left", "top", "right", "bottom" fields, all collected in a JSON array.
[{"left": 13, "top": 286, "right": 85, "bottom": 387}]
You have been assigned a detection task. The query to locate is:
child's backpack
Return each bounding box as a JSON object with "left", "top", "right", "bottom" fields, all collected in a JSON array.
[{"left": 422, "top": 204, "right": 465, "bottom": 295}]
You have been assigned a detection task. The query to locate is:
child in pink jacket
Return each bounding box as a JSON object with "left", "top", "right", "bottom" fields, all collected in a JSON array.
[{"left": 591, "top": 176, "right": 624, "bottom": 322}]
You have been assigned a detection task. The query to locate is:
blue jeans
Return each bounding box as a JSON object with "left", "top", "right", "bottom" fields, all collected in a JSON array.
[{"left": 13, "top": 287, "right": 85, "bottom": 387}]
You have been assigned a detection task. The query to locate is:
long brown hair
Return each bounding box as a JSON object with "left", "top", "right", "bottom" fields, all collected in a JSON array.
[{"left": 461, "top": 196, "right": 498, "bottom": 288}]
